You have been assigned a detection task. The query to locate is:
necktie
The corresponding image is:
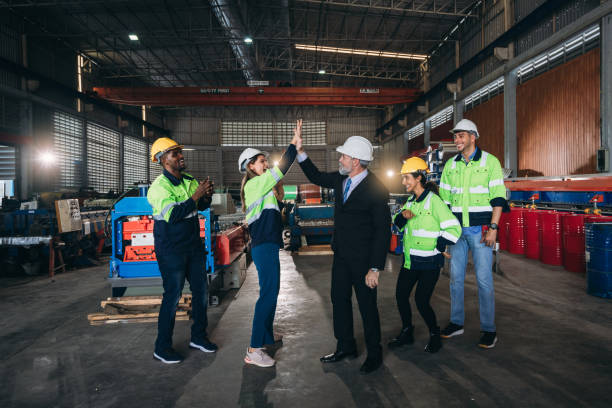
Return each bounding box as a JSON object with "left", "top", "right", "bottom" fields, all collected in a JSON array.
[{"left": 343, "top": 178, "right": 352, "bottom": 203}]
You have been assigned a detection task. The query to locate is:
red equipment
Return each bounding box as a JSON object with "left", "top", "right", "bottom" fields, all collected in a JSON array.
[
  {"left": 214, "top": 225, "right": 249, "bottom": 266},
  {"left": 122, "top": 216, "right": 207, "bottom": 262}
]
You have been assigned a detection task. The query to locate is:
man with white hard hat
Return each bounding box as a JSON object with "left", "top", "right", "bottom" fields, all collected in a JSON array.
[
  {"left": 439, "top": 119, "right": 509, "bottom": 349},
  {"left": 297, "top": 135, "right": 390, "bottom": 374}
]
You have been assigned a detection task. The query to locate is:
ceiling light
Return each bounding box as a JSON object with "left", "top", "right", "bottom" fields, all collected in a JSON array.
[
  {"left": 318, "top": 69, "right": 326, "bottom": 74},
  {"left": 244, "top": 37, "right": 253, "bottom": 44},
  {"left": 386, "top": 170, "right": 395, "bottom": 178},
  {"left": 295, "top": 44, "right": 427, "bottom": 61},
  {"left": 129, "top": 34, "right": 139, "bottom": 41}
]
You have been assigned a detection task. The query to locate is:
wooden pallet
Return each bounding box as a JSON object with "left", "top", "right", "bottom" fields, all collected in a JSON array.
[
  {"left": 87, "top": 295, "right": 192, "bottom": 325},
  {"left": 294, "top": 244, "right": 334, "bottom": 255}
]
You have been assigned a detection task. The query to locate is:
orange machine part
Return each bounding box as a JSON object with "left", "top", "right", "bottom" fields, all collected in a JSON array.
[
  {"left": 123, "top": 246, "right": 157, "bottom": 262},
  {"left": 122, "top": 218, "right": 154, "bottom": 240}
]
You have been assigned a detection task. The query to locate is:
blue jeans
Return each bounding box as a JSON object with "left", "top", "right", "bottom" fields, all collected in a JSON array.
[
  {"left": 155, "top": 251, "right": 208, "bottom": 352},
  {"left": 449, "top": 230, "right": 496, "bottom": 332},
  {"left": 250, "top": 243, "right": 281, "bottom": 348}
]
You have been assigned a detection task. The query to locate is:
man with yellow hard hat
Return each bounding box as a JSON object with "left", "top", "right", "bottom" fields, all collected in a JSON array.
[{"left": 147, "top": 137, "right": 217, "bottom": 364}]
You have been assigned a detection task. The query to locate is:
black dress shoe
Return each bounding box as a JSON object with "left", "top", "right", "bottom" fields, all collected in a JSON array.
[
  {"left": 320, "top": 350, "right": 358, "bottom": 363},
  {"left": 360, "top": 356, "right": 382, "bottom": 374}
]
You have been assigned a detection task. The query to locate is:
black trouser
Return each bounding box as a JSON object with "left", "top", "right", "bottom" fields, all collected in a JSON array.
[
  {"left": 396, "top": 267, "right": 440, "bottom": 332},
  {"left": 331, "top": 255, "right": 381, "bottom": 358}
]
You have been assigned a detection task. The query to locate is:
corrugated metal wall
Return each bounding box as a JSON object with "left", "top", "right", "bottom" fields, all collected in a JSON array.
[
  {"left": 0, "top": 24, "right": 20, "bottom": 89},
  {"left": 430, "top": 121, "right": 453, "bottom": 142},
  {"left": 168, "top": 116, "right": 219, "bottom": 145},
  {"left": 464, "top": 94, "right": 504, "bottom": 162},
  {"left": 517, "top": 48, "right": 600, "bottom": 177}
]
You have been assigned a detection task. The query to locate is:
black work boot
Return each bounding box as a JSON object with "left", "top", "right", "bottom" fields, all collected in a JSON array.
[
  {"left": 424, "top": 327, "right": 442, "bottom": 353},
  {"left": 388, "top": 326, "right": 414, "bottom": 349}
]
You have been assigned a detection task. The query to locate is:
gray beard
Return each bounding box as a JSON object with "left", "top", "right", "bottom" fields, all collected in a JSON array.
[{"left": 338, "top": 164, "right": 350, "bottom": 176}]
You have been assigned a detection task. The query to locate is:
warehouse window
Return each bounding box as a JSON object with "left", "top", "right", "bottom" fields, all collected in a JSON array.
[
  {"left": 464, "top": 77, "right": 504, "bottom": 110},
  {"left": 407, "top": 123, "right": 424, "bottom": 140},
  {"left": 517, "top": 24, "right": 599, "bottom": 82},
  {"left": 53, "top": 111, "right": 84, "bottom": 189},
  {"left": 221, "top": 120, "right": 326, "bottom": 146},
  {"left": 0, "top": 144, "right": 16, "bottom": 180},
  {"left": 87, "top": 123, "right": 119, "bottom": 193},
  {"left": 123, "top": 136, "right": 148, "bottom": 191},
  {"left": 429, "top": 106, "right": 453, "bottom": 129}
]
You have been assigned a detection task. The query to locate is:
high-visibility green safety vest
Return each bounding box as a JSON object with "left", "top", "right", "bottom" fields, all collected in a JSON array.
[
  {"left": 244, "top": 166, "right": 284, "bottom": 248},
  {"left": 439, "top": 148, "right": 506, "bottom": 227},
  {"left": 393, "top": 191, "right": 461, "bottom": 269}
]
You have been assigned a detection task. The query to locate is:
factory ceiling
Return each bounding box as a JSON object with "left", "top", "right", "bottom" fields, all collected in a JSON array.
[{"left": 1, "top": 0, "right": 478, "bottom": 88}]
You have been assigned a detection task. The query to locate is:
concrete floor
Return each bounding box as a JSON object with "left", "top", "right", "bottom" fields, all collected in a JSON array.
[{"left": 1, "top": 249, "right": 611, "bottom": 408}]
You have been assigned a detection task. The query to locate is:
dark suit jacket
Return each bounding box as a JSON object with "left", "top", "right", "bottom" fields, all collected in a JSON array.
[{"left": 299, "top": 157, "right": 391, "bottom": 270}]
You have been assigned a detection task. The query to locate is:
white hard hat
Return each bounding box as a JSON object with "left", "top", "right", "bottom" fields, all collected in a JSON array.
[
  {"left": 450, "top": 119, "right": 479, "bottom": 138},
  {"left": 238, "top": 148, "right": 268, "bottom": 173},
  {"left": 336, "top": 136, "right": 374, "bottom": 161}
]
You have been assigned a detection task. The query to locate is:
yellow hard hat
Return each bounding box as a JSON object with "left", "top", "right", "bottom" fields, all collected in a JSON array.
[
  {"left": 400, "top": 157, "right": 430, "bottom": 175},
  {"left": 150, "top": 137, "right": 184, "bottom": 162}
]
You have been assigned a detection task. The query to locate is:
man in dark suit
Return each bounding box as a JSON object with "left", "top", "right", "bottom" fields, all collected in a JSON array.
[{"left": 297, "top": 136, "right": 391, "bottom": 374}]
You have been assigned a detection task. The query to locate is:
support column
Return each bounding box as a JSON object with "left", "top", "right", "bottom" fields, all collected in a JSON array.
[
  {"left": 453, "top": 98, "right": 464, "bottom": 125},
  {"left": 504, "top": 68, "right": 518, "bottom": 177},
  {"left": 602, "top": 13, "right": 612, "bottom": 172},
  {"left": 424, "top": 119, "right": 431, "bottom": 148},
  {"left": 18, "top": 101, "right": 32, "bottom": 200}
]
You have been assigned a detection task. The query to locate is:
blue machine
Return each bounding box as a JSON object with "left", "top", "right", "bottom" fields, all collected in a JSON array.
[
  {"left": 108, "top": 189, "right": 215, "bottom": 296},
  {"left": 288, "top": 203, "right": 335, "bottom": 247}
]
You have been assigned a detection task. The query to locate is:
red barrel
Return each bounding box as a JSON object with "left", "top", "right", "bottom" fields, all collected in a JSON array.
[
  {"left": 562, "top": 213, "right": 586, "bottom": 273},
  {"left": 498, "top": 211, "right": 510, "bottom": 251},
  {"left": 524, "top": 210, "right": 541, "bottom": 260},
  {"left": 540, "top": 211, "right": 563, "bottom": 266},
  {"left": 508, "top": 207, "right": 526, "bottom": 255}
]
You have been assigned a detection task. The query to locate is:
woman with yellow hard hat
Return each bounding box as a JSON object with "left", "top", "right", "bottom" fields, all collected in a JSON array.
[{"left": 388, "top": 157, "right": 461, "bottom": 353}]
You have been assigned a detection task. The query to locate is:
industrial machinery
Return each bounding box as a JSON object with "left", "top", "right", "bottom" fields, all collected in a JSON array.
[{"left": 108, "top": 187, "right": 215, "bottom": 297}]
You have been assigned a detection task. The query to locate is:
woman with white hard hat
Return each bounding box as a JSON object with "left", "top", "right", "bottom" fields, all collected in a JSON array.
[
  {"left": 238, "top": 119, "right": 302, "bottom": 367},
  {"left": 388, "top": 157, "right": 461, "bottom": 353}
]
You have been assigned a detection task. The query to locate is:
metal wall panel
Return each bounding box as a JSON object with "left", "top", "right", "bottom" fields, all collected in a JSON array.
[
  {"left": 516, "top": 48, "right": 600, "bottom": 177},
  {"left": 514, "top": 0, "right": 548, "bottom": 23},
  {"left": 182, "top": 149, "right": 220, "bottom": 185},
  {"left": 463, "top": 94, "right": 505, "bottom": 162},
  {"left": 0, "top": 24, "right": 20, "bottom": 89},
  {"left": 327, "top": 115, "right": 379, "bottom": 146},
  {"left": 168, "top": 115, "right": 219, "bottom": 145}
]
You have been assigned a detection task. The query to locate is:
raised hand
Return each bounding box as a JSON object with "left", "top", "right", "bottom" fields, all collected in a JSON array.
[
  {"left": 192, "top": 177, "right": 214, "bottom": 202},
  {"left": 291, "top": 118, "right": 303, "bottom": 146}
]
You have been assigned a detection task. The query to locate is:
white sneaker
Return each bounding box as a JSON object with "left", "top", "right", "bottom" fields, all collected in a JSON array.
[{"left": 244, "top": 348, "right": 275, "bottom": 367}]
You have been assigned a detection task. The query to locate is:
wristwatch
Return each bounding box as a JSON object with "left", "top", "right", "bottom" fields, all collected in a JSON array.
[
  {"left": 370, "top": 268, "right": 379, "bottom": 273},
  {"left": 489, "top": 223, "right": 498, "bottom": 230}
]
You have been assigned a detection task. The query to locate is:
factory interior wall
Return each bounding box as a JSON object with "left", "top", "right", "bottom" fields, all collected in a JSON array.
[
  {"left": 517, "top": 47, "right": 601, "bottom": 177},
  {"left": 464, "top": 94, "right": 505, "bottom": 162}
]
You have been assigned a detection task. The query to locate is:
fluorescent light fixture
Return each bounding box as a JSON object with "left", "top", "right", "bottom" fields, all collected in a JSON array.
[
  {"left": 318, "top": 69, "right": 326, "bottom": 74},
  {"left": 182, "top": 148, "right": 195, "bottom": 151},
  {"left": 129, "top": 34, "right": 139, "bottom": 41},
  {"left": 273, "top": 161, "right": 279, "bottom": 167},
  {"left": 244, "top": 36, "right": 253, "bottom": 44},
  {"left": 295, "top": 44, "right": 427, "bottom": 61},
  {"left": 386, "top": 170, "right": 395, "bottom": 178}
]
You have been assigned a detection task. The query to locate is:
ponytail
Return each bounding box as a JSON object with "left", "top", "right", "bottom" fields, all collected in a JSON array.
[
  {"left": 410, "top": 171, "right": 439, "bottom": 196},
  {"left": 240, "top": 166, "right": 258, "bottom": 212}
]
